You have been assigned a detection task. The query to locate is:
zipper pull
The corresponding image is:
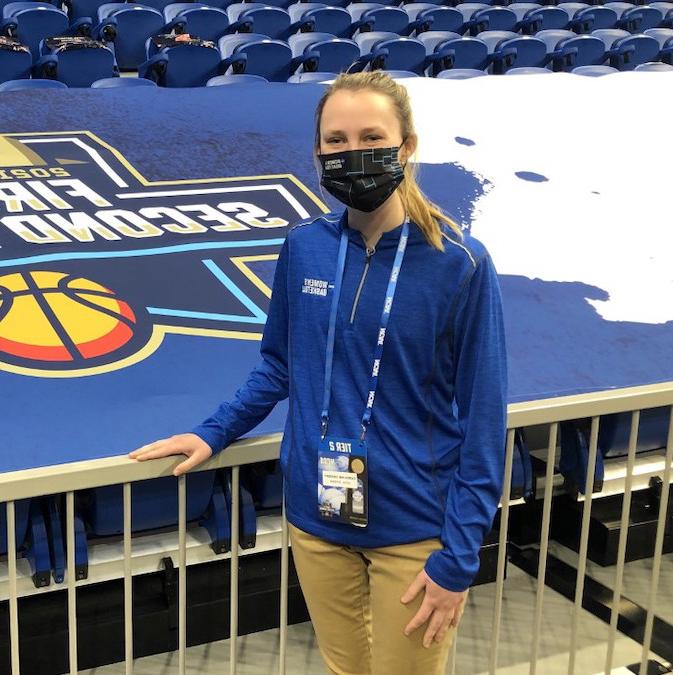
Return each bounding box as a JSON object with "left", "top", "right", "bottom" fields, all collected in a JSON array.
[{"left": 366, "top": 246, "right": 376, "bottom": 258}]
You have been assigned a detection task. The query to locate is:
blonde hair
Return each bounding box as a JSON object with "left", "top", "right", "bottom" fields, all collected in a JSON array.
[{"left": 314, "top": 71, "right": 463, "bottom": 252}]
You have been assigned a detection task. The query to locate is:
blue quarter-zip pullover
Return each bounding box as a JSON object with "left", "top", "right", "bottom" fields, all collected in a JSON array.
[{"left": 192, "top": 208, "right": 508, "bottom": 592}]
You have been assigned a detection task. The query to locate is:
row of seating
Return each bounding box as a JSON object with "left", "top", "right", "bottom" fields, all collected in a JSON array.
[{"left": 2, "top": 25, "right": 672, "bottom": 85}]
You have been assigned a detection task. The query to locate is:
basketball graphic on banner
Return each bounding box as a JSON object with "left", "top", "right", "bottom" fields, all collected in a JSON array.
[{"left": 0, "top": 271, "right": 137, "bottom": 365}]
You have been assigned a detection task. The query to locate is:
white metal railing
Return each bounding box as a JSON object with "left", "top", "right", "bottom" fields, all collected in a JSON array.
[{"left": 1, "top": 381, "right": 672, "bottom": 674}]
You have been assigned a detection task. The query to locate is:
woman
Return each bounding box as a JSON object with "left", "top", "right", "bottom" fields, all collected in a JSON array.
[{"left": 129, "top": 71, "right": 508, "bottom": 675}]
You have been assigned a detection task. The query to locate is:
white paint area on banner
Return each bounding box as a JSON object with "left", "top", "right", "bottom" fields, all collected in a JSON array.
[{"left": 401, "top": 73, "right": 673, "bottom": 325}]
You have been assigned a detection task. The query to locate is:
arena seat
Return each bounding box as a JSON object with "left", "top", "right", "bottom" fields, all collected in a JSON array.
[
  {"left": 227, "top": 3, "right": 312, "bottom": 39},
  {"left": 352, "top": 31, "right": 427, "bottom": 72},
  {"left": 509, "top": 3, "right": 570, "bottom": 33},
  {"left": 436, "top": 65, "right": 487, "bottom": 76},
  {"left": 458, "top": 4, "right": 518, "bottom": 34},
  {"left": 605, "top": 1, "right": 664, "bottom": 32},
  {"left": 162, "top": 4, "right": 232, "bottom": 42},
  {"left": 288, "top": 3, "right": 355, "bottom": 38},
  {"left": 347, "top": 3, "right": 410, "bottom": 34},
  {"left": 594, "top": 29, "right": 660, "bottom": 69},
  {"left": 0, "top": 3, "right": 71, "bottom": 62},
  {"left": 218, "top": 33, "right": 295, "bottom": 80},
  {"left": 0, "top": 35, "right": 31, "bottom": 81},
  {"left": 557, "top": 2, "right": 599, "bottom": 33},
  {"left": 487, "top": 33, "right": 547, "bottom": 71},
  {"left": 207, "top": 72, "right": 269, "bottom": 83},
  {"left": 383, "top": 68, "right": 420, "bottom": 75},
  {"left": 652, "top": 2, "right": 673, "bottom": 27},
  {"left": 140, "top": 34, "right": 222, "bottom": 85},
  {"left": 571, "top": 62, "right": 618, "bottom": 73},
  {"left": 94, "top": 4, "right": 166, "bottom": 69},
  {"left": 643, "top": 26, "right": 673, "bottom": 63},
  {"left": 288, "top": 31, "right": 359, "bottom": 73},
  {"left": 34, "top": 36, "right": 118, "bottom": 86},
  {"left": 419, "top": 31, "right": 489, "bottom": 73},
  {"left": 0, "top": 75, "right": 66, "bottom": 87},
  {"left": 476, "top": 28, "right": 517, "bottom": 54},
  {"left": 403, "top": 4, "right": 465, "bottom": 35},
  {"left": 91, "top": 74, "right": 157, "bottom": 84},
  {"left": 538, "top": 30, "right": 606, "bottom": 70}
]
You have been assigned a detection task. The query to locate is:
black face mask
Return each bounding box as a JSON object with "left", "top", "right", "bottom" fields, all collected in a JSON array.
[{"left": 317, "top": 146, "right": 405, "bottom": 213}]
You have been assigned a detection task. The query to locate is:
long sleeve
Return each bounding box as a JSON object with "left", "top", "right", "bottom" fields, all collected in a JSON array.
[
  {"left": 191, "top": 237, "right": 290, "bottom": 454},
  {"left": 424, "top": 251, "right": 509, "bottom": 592}
]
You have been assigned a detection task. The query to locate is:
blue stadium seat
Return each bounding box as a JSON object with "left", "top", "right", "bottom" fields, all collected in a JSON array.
[
  {"left": 418, "top": 31, "right": 489, "bottom": 73},
  {"left": 652, "top": 2, "right": 673, "bottom": 26},
  {"left": 436, "top": 66, "right": 487, "bottom": 77},
  {"left": 538, "top": 29, "right": 606, "bottom": 69},
  {"left": 509, "top": 3, "right": 570, "bottom": 33},
  {"left": 1, "top": 3, "right": 70, "bottom": 62},
  {"left": 162, "top": 4, "right": 231, "bottom": 42},
  {"left": 403, "top": 4, "right": 465, "bottom": 35},
  {"left": 458, "top": 3, "right": 518, "bottom": 34},
  {"left": 0, "top": 76, "right": 66, "bottom": 87},
  {"left": 384, "top": 68, "right": 420, "bottom": 75},
  {"left": 95, "top": 4, "right": 165, "bottom": 70},
  {"left": 352, "top": 31, "right": 427, "bottom": 72},
  {"left": 347, "top": 3, "right": 410, "bottom": 35},
  {"left": 207, "top": 72, "right": 269, "bottom": 83},
  {"left": 505, "top": 64, "right": 551, "bottom": 72},
  {"left": 140, "top": 34, "right": 222, "bottom": 85},
  {"left": 571, "top": 62, "right": 618, "bottom": 73},
  {"left": 557, "top": 2, "right": 600, "bottom": 33},
  {"left": 644, "top": 27, "right": 673, "bottom": 60},
  {"left": 287, "top": 69, "right": 336, "bottom": 81},
  {"left": 91, "top": 74, "right": 157, "bottom": 85},
  {"left": 593, "top": 28, "right": 660, "bottom": 69},
  {"left": 634, "top": 59, "right": 673, "bottom": 67},
  {"left": 605, "top": 1, "right": 664, "bottom": 32},
  {"left": 490, "top": 34, "right": 548, "bottom": 72},
  {"left": 219, "top": 33, "right": 294, "bottom": 80},
  {"left": 0, "top": 35, "right": 31, "bottom": 81},
  {"left": 227, "top": 3, "right": 311, "bottom": 39},
  {"left": 34, "top": 36, "right": 118, "bottom": 86},
  {"left": 476, "top": 28, "right": 517, "bottom": 54},
  {"left": 289, "top": 31, "right": 359, "bottom": 73},
  {"left": 288, "top": 3, "right": 355, "bottom": 38}
]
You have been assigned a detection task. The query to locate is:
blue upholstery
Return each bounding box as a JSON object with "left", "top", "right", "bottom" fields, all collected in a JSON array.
[
  {"left": 288, "top": 3, "right": 354, "bottom": 38},
  {"left": 0, "top": 36, "right": 32, "bottom": 82},
  {"left": 35, "top": 36, "right": 118, "bottom": 86},
  {"left": 1, "top": 3, "right": 69, "bottom": 62},
  {"left": 219, "top": 33, "right": 294, "bottom": 80},
  {"left": 289, "top": 31, "right": 359, "bottom": 73},
  {"left": 141, "top": 36, "right": 223, "bottom": 86},
  {"left": 404, "top": 4, "right": 465, "bottom": 35},
  {"left": 347, "top": 3, "right": 410, "bottom": 35},
  {"left": 353, "top": 31, "right": 427, "bottom": 73},
  {"left": 162, "top": 4, "right": 231, "bottom": 42}
]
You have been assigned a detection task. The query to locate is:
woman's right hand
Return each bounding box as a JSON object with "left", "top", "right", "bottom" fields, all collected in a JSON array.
[{"left": 128, "top": 433, "right": 213, "bottom": 477}]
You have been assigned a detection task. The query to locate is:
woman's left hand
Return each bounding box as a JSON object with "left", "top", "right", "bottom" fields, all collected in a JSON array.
[{"left": 400, "top": 570, "right": 467, "bottom": 648}]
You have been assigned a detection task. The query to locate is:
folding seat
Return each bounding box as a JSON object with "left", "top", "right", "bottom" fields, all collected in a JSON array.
[
  {"left": 226, "top": 3, "right": 311, "bottom": 39},
  {"left": 650, "top": 2, "right": 673, "bottom": 26},
  {"left": 383, "top": 68, "right": 419, "bottom": 75},
  {"left": 207, "top": 72, "right": 269, "bottom": 83},
  {"left": 556, "top": 2, "right": 618, "bottom": 32},
  {"left": 458, "top": 3, "right": 518, "bottom": 34},
  {"left": 403, "top": 4, "right": 465, "bottom": 35},
  {"left": 489, "top": 33, "right": 548, "bottom": 71},
  {"left": 352, "top": 30, "right": 427, "bottom": 72},
  {"left": 289, "top": 31, "right": 359, "bottom": 72},
  {"left": 162, "top": 4, "right": 231, "bottom": 42},
  {"left": 644, "top": 26, "right": 673, "bottom": 60},
  {"left": 604, "top": 1, "right": 664, "bottom": 31},
  {"left": 91, "top": 74, "right": 157, "bottom": 84},
  {"left": 634, "top": 58, "right": 672, "bottom": 67},
  {"left": 34, "top": 35, "right": 118, "bottom": 85},
  {"left": 0, "top": 3, "right": 72, "bottom": 61},
  {"left": 0, "top": 76, "right": 67, "bottom": 87},
  {"left": 288, "top": 3, "right": 356, "bottom": 37},
  {"left": 418, "top": 30, "right": 489, "bottom": 72},
  {"left": 287, "top": 69, "right": 336, "bottom": 80},
  {"left": 436, "top": 65, "right": 487, "bottom": 76},
  {"left": 571, "top": 62, "right": 618, "bottom": 72},
  {"left": 593, "top": 27, "right": 660, "bottom": 68},
  {"left": 93, "top": 4, "right": 165, "bottom": 69},
  {"left": 140, "top": 34, "right": 222, "bottom": 85},
  {"left": 476, "top": 28, "right": 517, "bottom": 53},
  {"left": 509, "top": 2, "right": 570, "bottom": 33},
  {"left": 537, "top": 28, "right": 605, "bottom": 68},
  {"left": 0, "top": 34, "right": 31, "bottom": 81},
  {"left": 218, "top": 33, "right": 294, "bottom": 80},
  {"left": 347, "top": 3, "right": 410, "bottom": 34}
]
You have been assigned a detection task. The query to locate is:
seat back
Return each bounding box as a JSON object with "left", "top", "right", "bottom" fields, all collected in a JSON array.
[
  {"left": 0, "top": 500, "right": 31, "bottom": 555},
  {"left": 297, "top": 5, "right": 353, "bottom": 38},
  {"left": 91, "top": 74, "right": 157, "bottom": 85},
  {"left": 0, "top": 35, "right": 32, "bottom": 81},
  {"left": 161, "top": 41, "right": 222, "bottom": 85},
  {"left": 223, "top": 35, "right": 293, "bottom": 80},
  {"left": 556, "top": 33, "right": 606, "bottom": 68},
  {"left": 405, "top": 4, "right": 464, "bottom": 34},
  {"left": 45, "top": 37, "right": 117, "bottom": 86},
  {"left": 470, "top": 6, "right": 518, "bottom": 33},
  {"left": 3, "top": 3, "right": 68, "bottom": 61},
  {"left": 348, "top": 3, "right": 409, "bottom": 33},
  {"left": 169, "top": 5, "right": 230, "bottom": 41},
  {"left": 228, "top": 3, "right": 291, "bottom": 38}
]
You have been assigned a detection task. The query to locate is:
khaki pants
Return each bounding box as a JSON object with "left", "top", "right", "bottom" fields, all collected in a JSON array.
[{"left": 288, "top": 522, "right": 463, "bottom": 675}]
